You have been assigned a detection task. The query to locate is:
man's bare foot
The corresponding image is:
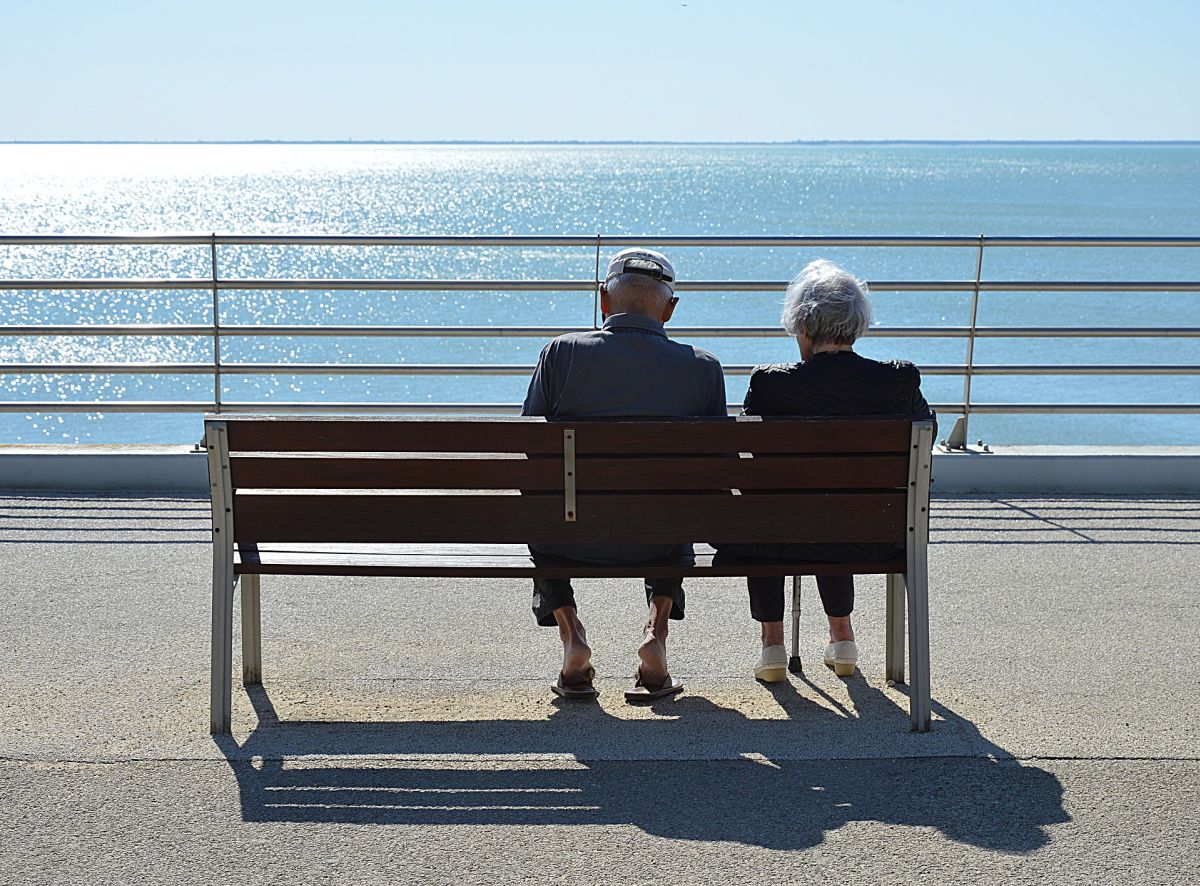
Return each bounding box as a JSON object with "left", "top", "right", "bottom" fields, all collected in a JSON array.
[
  {"left": 563, "top": 631, "right": 592, "bottom": 680},
  {"left": 637, "top": 634, "right": 667, "bottom": 685},
  {"left": 636, "top": 597, "right": 673, "bottom": 685},
  {"left": 555, "top": 607, "right": 592, "bottom": 682}
]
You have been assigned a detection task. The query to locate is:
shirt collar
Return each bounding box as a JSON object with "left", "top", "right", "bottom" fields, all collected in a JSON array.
[{"left": 601, "top": 312, "right": 668, "bottom": 338}]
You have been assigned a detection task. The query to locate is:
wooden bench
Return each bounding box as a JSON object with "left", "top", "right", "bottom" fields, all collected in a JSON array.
[{"left": 205, "top": 414, "right": 935, "bottom": 734}]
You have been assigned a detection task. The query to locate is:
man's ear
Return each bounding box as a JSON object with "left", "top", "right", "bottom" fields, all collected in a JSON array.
[
  {"left": 660, "top": 296, "right": 678, "bottom": 323},
  {"left": 599, "top": 284, "right": 611, "bottom": 317}
]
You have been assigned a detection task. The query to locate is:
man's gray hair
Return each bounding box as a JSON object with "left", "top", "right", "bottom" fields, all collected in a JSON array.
[
  {"left": 780, "top": 260, "right": 872, "bottom": 345},
  {"left": 606, "top": 272, "right": 673, "bottom": 307}
]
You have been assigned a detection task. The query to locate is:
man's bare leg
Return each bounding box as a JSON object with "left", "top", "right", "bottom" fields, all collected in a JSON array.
[
  {"left": 554, "top": 605, "right": 592, "bottom": 681},
  {"left": 636, "top": 595, "right": 674, "bottom": 685}
]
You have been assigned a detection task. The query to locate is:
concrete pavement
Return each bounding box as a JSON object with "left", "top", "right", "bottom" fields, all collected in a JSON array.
[{"left": 0, "top": 494, "right": 1197, "bottom": 884}]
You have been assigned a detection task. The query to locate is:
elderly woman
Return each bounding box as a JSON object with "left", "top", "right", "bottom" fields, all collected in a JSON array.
[{"left": 718, "top": 260, "right": 934, "bottom": 682}]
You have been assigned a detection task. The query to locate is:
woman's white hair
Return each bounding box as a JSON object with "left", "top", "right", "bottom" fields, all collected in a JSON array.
[{"left": 780, "top": 259, "right": 872, "bottom": 345}]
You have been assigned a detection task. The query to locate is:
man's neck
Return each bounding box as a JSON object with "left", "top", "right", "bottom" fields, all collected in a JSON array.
[
  {"left": 609, "top": 312, "right": 667, "bottom": 321},
  {"left": 604, "top": 311, "right": 665, "bottom": 325}
]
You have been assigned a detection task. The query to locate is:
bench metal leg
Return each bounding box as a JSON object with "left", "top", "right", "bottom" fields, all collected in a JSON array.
[
  {"left": 885, "top": 573, "right": 905, "bottom": 684},
  {"left": 241, "top": 573, "right": 262, "bottom": 686},
  {"left": 903, "top": 420, "right": 933, "bottom": 732},
  {"left": 210, "top": 544, "right": 234, "bottom": 734},
  {"left": 905, "top": 564, "right": 931, "bottom": 732},
  {"left": 788, "top": 575, "right": 803, "bottom": 673},
  {"left": 207, "top": 420, "right": 235, "bottom": 735}
]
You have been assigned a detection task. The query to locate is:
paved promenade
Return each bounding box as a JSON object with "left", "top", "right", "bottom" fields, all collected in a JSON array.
[{"left": 1, "top": 494, "right": 1197, "bottom": 884}]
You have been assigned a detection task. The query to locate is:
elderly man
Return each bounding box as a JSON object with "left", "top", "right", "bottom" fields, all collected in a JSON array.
[{"left": 522, "top": 248, "right": 726, "bottom": 703}]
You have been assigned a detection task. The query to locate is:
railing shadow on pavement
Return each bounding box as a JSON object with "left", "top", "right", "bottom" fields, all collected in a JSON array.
[
  {"left": 0, "top": 494, "right": 211, "bottom": 544},
  {"left": 930, "top": 498, "right": 1200, "bottom": 545},
  {"left": 212, "top": 682, "right": 1069, "bottom": 854}
]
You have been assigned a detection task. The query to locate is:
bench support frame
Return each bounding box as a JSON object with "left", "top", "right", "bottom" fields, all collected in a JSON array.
[
  {"left": 885, "top": 573, "right": 906, "bottom": 685},
  {"left": 904, "top": 421, "right": 935, "bottom": 731},
  {"left": 241, "top": 574, "right": 262, "bottom": 686},
  {"left": 207, "top": 421, "right": 235, "bottom": 734}
]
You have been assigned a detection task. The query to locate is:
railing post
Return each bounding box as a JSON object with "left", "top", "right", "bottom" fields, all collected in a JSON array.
[
  {"left": 210, "top": 234, "right": 223, "bottom": 413},
  {"left": 945, "top": 234, "right": 986, "bottom": 449},
  {"left": 593, "top": 233, "right": 602, "bottom": 329}
]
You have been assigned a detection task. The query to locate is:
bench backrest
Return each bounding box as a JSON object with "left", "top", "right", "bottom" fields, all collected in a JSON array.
[{"left": 204, "top": 415, "right": 933, "bottom": 549}]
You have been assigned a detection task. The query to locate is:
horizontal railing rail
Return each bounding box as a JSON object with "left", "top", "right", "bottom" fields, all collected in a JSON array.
[
  {"left": 6, "top": 401, "right": 1196, "bottom": 415},
  {"left": 3, "top": 234, "right": 1200, "bottom": 247},
  {"left": 2, "top": 233, "right": 1199, "bottom": 443},
  {"left": 5, "top": 362, "right": 1199, "bottom": 377},
  {"left": 3, "top": 324, "right": 1200, "bottom": 338},
  {"left": 3, "top": 278, "right": 1200, "bottom": 292}
]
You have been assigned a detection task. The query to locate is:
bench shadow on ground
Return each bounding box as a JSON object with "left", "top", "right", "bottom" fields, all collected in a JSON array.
[{"left": 213, "top": 679, "right": 1069, "bottom": 854}]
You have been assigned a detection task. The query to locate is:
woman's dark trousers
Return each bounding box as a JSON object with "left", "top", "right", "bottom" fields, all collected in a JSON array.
[{"left": 748, "top": 574, "right": 854, "bottom": 622}]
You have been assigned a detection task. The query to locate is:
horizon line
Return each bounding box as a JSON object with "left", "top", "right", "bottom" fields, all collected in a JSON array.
[{"left": 2, "top": 138, "right": 1199, "bottom": 146}]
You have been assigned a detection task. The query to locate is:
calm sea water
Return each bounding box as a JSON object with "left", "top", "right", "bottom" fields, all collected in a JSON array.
[{"left": 1, "top": 142, "right": 1198, "bottom": 445}]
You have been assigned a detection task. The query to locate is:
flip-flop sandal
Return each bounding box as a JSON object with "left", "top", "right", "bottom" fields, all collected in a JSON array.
[
  {"left": 551, "top": 666, "right": 599, "bottom": 700},
  {"left": 624, "top": 671, "right": 684, "bottom": 704}
]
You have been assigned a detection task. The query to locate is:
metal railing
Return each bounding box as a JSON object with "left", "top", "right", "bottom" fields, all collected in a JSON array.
[{"left": 2, "top": 234, "right": 1199, "bottom": 445}]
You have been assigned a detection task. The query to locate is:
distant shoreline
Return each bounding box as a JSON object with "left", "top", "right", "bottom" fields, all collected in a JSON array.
[{"left": 2, "top": 139, "right": 1199, "bottom": 146}]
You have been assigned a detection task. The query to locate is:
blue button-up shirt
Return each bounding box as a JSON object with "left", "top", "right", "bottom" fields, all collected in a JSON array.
[{"left": 522, "top": 313, "right": 727, "bottom": 565}]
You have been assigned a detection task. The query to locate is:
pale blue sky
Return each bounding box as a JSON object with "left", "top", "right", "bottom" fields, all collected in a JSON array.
[{"left": 3, "top": 0, "right": 1197, "bottom": 141}]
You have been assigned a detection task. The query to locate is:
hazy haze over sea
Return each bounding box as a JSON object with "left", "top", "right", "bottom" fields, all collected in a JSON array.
[{"left": 1, "top": 142, "right": 1197, "bottom": 445}]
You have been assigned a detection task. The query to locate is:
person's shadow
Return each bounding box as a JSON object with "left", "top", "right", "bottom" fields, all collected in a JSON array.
[{"left": 213, "top": 678, "right": 1068, "bottom": 853}]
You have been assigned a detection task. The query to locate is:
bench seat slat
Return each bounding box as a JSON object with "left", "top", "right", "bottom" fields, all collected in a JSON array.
[
  {"left": 234, "top": 542, "right": 905, "bottom": 579},
  {"left": 233, "top": 491, "right": 908, "bottom": 545},
  {"left": 229, "top": 454, "right": 910, "bottom": 490},
  {"left": 225, "top": 416, "right": 911, "bottom": 455}
]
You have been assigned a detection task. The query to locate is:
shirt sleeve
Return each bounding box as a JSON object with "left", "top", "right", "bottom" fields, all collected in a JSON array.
[
  {"left": 909, "top": 366, "right": 938, "bottom": 437},
  {"left": 741, "top": 371, "right": 759, "bottom": 416},
  {"left": 707, "top": 360, "right": 729, "bottom": 417},
  {"left": 521, "top": 341, "right": 557, "bottom": 417}
]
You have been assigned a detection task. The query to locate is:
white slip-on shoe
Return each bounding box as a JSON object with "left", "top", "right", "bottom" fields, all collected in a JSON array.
[
  {"left": 754, "top": 644, "right": 789, "bottom": 682},
  {"left": 823, "top": 640, "right": 858, "bottom": 677}
]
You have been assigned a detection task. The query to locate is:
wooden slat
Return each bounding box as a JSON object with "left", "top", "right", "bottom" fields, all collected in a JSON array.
[
  {"left": 229, "top": 454, "right": 910, "bottom": 490},
  {"left": 568, "top": 418, "right": 911, "bottom": 455},
  {"left": 243, "top": 542, "right": 556, "bottom": 559},
  {"left": 576, "top": 454, "right": 909, "bottom": 489},
  {"left": 230, "top": 455, "right": 555, "bottom": 489},
  {"left": 226, "top": 417, "right": 565, "bottom": 453},
  {"left": 222, "top": 416, "right": 912, "bottom": 455},
  {"left": 234, "top": 542, "right": 905, "bottom": 578},
  {"left": 233, "top": 491, "right": 907, "bottom": 545}
]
